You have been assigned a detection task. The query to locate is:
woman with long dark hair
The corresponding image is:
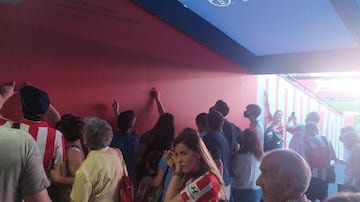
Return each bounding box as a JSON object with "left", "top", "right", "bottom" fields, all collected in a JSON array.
[
  {"left": 164, "top": 128, "right": 225, "bottom": 202},
  {"left": 136, "top": 88, "right": 175, "bottom": 184}
]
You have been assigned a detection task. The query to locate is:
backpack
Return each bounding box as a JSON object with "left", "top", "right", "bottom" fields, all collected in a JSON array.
[
  {"left": 136, "top": 178, "right": 163, "bottom": 202},
  {"left": 264, "top": 129, "right": 283, "bottom": 152}
]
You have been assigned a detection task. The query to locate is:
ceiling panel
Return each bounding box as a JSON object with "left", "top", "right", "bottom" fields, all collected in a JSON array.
[
  {"left": 178, "top": 0, "right": 358, "bottom": 55},
  {"left": 135, "top": 0, "right": 360, "bottom": 74}
]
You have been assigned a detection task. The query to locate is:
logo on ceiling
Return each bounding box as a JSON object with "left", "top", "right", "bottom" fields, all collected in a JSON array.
[{"left": 208, "top": 0, "right": 231, "bottom": 7}]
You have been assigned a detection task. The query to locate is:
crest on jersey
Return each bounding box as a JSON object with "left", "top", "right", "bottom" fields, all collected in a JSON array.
[{"left": 208, "top": 0, "right": 231, "bottom": 7}]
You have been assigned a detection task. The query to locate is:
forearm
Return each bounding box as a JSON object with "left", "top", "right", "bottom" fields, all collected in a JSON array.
[
  {"left": 165, "top": 172, "right": 182, "bottom": 202},
  {"left": 55, "top": 176, "right": 75, "bottom": 185},
  {"left": 155, "top": 97, "right": 165, "bottom": 116},
  {"left": 0, "top": 81, "right": 15, "bottom": 111},
  {"left": 151, "top": 169, "right": 165, "bottom": 187},
  {"left": 264, "top": 96, "right": 271, "bottom": 118},
  {"left": 0, "top": 98, "right": 5, "bottom": 110},
  {"left": 46, "top": 104, "right": 61, "bottom": 127}
]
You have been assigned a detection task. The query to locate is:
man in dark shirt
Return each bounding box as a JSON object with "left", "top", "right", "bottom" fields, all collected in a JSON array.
[
  {"left": 110, "top": 100, "right": 139, "bottom": 185},
  {"left": 203, "top": 110, "right": 232, "bottom": 201},
  {"left": 210, "top": 100, "right": 240, "bottom": 153}
]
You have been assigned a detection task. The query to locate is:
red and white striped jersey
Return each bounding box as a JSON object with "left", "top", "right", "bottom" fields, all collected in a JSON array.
[
  {"left": 180, "top": 172, "right": 219, "bottom": 202},
  {"left": 19, "top": 119, "right": 65, "bottom": 173},
  {"left": 304, "top": 135, "right": 336, "bottom": 180},
  {"left": 0, "top": 117, "right": 13, "bottom": 128}
]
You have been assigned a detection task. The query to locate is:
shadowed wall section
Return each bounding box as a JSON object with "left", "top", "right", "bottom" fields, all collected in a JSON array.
[{"left": 0, "top": 0, "right": 255, "bottom": 134}]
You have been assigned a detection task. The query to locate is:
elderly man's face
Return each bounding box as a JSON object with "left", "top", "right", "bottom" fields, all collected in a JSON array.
[{"left": 256, "top": 156, "right": 287, "bottom": 202}]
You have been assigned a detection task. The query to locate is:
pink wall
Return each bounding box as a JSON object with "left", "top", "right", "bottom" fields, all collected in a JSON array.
[{"left": 0, "top": 0, "right": 257, "bottom": 134}]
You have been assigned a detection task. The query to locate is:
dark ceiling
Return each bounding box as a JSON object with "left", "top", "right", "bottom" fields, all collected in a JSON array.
[
  {"left": 133, "top": 0, "right": 360, "bottom": 113},
  {"left": 135, "top": 0, "right": 360, "bottom": 74}
]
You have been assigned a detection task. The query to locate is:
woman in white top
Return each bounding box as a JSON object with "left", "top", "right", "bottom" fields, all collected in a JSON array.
[{"left": 231, "top": 128, "right": 263, "bottom": 202}]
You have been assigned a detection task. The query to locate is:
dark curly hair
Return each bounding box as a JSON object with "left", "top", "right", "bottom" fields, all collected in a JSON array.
[
  {"left": 117, "top": 110, "right": 136, "bottom": 132},
  {"left": 56, "top": 114, "right": 84, "bottom": 142}
]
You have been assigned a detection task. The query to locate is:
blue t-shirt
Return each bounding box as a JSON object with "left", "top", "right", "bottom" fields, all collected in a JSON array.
[
  {"left": 203, "top": 130, "right": 232, "bottom": 186},
  {"left": 110, "top": 131, "right": 139, "bottom": 184}
]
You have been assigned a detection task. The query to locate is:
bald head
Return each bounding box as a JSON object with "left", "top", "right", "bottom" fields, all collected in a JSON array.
[
  {"left": 324, "top": 192, "right": 360, "bottom": 202},
  {"left": 269, "top": 149, "right": 311, "bottom": 193}
]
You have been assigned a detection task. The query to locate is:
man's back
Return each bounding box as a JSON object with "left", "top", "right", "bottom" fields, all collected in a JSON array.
[
  {"left": 110, "top": 131, "right": 139, "bottom": 184},
  {"left": 287, "top": 124, "right": 306, "bottom": 156},
  {"left": 304, "top": 135, "right": 336, "bottom": 180},
  {"left": 222, "top": 119, "right": 240, "bottom": 153},
  {"left": 18, "top": 119, "right": 65, "bottom": 173},
  {"left": 0, "top": 126, "right": 50, "bottom": 202},
  {"left": 203, "top": 130, "right": 232, "bottom": 186}
]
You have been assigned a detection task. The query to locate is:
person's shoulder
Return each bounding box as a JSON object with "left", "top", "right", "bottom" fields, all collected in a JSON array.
[
  {"left": 199, "top": 172, "right": 218, "bottom": 186},
  {"left": 130, "top": 131, "right": 140, "bottom": 138},
  {"left": 0, "top": 126, "right": 32, "bottom": 139},
  {"left": 202, "top": 132, "right": 215, "bottom": 144},
  {"left": 304, "top": 135, "right": 312, "bottom": 141},
  {"left": 304, "top": 135, "right": 321, "bottom": 145},
  {"left": 140, "top": 130, "right": 151, "bottom": 140},
  {"left": 225, "top": 119, "right": 239, "bottom": 128},
  {"left": 73, "top": 163, "right": 89, "bottom": 178},
  {"left": 255, "top": 121, "right": 264, "bottom": 127},
  {"left": 204, "top": 131, "right": 220, "bottom": 140},
  {"left": 114, "top": 131, "right": 131, "bottom": 138},
  {"left": 124, "top": 131, "right": 140, "bottom": 144}
]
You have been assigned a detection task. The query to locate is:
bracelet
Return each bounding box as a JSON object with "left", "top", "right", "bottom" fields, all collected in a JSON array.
[{"left": 173, "top": 171, "right": 182, "bottom": 177}]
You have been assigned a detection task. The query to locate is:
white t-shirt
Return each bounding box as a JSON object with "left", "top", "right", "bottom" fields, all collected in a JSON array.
[{"left": 231, "top": 152, "right": 261, "bottom": 190}]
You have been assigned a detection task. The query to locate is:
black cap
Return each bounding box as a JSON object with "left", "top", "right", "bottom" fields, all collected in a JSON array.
[{"left": 20, "top": 86, "right": 50, "bottom": 117}]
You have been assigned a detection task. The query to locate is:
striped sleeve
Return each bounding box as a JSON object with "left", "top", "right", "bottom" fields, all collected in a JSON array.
[{"left": 180, "top": 172, "right": 218, "bottom": 202}]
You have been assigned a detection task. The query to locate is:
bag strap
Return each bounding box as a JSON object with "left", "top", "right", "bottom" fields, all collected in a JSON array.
[
  {"left": 322, "top": 136, "right": 331, "bottom": 166},
  {"left": 162, "top": 166, "right": 169, "bottom": 184}
]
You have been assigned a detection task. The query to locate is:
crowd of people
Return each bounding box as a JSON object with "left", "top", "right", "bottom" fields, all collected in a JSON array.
[{"left": 0, "top": 81, "right": 359, "bottom": 202}]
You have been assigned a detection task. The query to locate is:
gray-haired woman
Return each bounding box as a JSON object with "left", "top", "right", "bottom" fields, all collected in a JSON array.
[{"left": 70, "top": 117, "right": 126, "bottom": 202}]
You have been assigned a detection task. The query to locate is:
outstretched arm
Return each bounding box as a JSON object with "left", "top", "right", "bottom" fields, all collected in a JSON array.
[
  {"left": 46, "top": 104, "right": 61, "bottom": 127},
  {"left": 0, "top": 81, "right": 16, "bottom": 111},
  {"left": 112, "top": 99, "right": 120, "bottom": 117},
  {"left": 164, "top": 152, "right": 183, "bottom": 202},
  {"left": 288, "top": 112, "right": 297, "bottom": 125},
  {"left": 151, "top": 88, "right": 165, "bottom": 116},
  {"left": 264, "top": 91, "right": 273, "bottom": 125}
]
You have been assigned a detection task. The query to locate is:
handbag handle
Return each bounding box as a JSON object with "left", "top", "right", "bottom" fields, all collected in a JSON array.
[
  {"left": 114, "top": 148, "right": 128, "bottom": 177},
  {"left": 321, "top": 136, "right": 331, "bottom": 166}
]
